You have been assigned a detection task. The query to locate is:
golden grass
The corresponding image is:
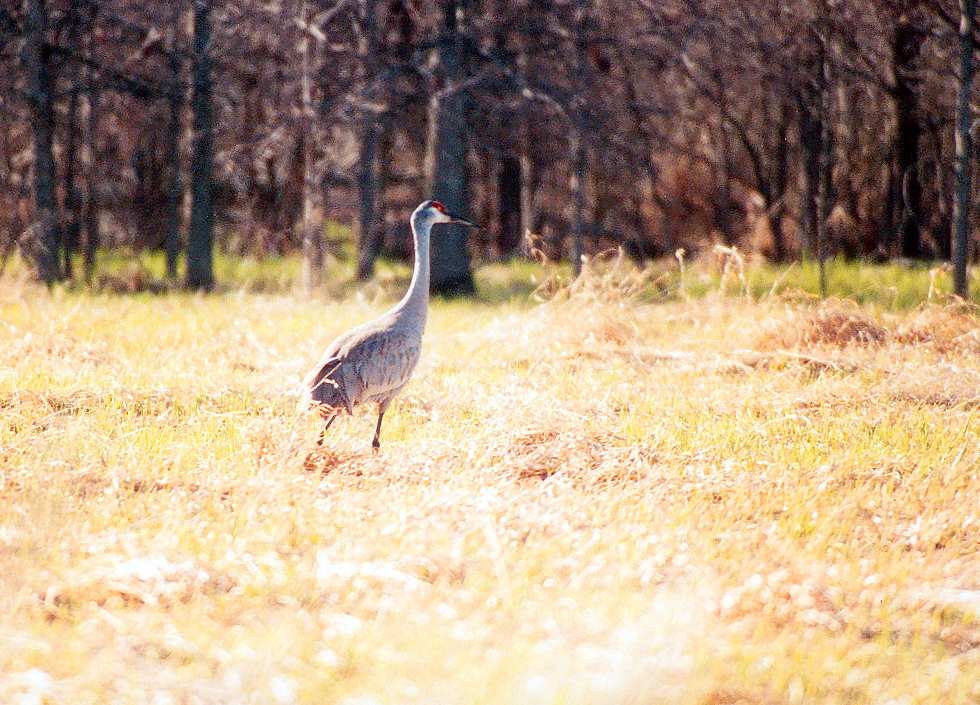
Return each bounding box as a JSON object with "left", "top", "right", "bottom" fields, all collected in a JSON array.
[{"left": 0, "top": 273, "right": 977, "bottom": 705}]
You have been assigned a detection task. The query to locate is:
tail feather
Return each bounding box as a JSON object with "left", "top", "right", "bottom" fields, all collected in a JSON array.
[
  {"left": 300, "top": 358, "right": 349, "bottom": 415},
  {"left": 309, "top": 376, "right": 344, "bottom": 407}
]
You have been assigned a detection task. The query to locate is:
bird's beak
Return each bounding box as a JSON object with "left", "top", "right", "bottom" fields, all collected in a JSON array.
[{"left": 447, "top": 212, "right": 479, "bottom": 228}]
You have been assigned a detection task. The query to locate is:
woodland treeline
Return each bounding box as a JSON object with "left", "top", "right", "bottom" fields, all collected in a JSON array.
[{"left": 0, "top": 0, "right": 977, "bottom": 295}]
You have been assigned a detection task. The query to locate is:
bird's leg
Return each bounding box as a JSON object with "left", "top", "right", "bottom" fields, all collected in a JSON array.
[
  {"left": 317, "top": 414, "right": 338, "bottom": 447},
  {"left": 371, "top": 398, "right": 392, "bottom": 453},
  {"left": 371, "top": 411, "right": 385, "bottom": 453}
]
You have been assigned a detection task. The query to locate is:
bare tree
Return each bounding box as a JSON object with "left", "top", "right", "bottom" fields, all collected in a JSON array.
[
  {"left": 816, "top": 28, "right": 834, "bottom": 297},
  {"left": 81, "top": 77, "right": 100, "bottom": 284},
  {"left": 893, "top": 2, "right": 927, "bottom": 259},
  {"left": 569, "top": 0, "right": 589, "bottom": 275},
  {"left": 23, "top": 0, "right": 61, "bottom": 283},
  {"left": 424, "top": 0, "right": 475, "bottom": 296},
  {"left": 164, "top": 2, "right": 185, "bottom": 281},
  {"left": 2, "top": 0, "right": 978, "bottom": 290},
  {"left": 187, "top": 0, "right": 214, "bottom": 290},
  {"left": 61, "top": 0, "right": 89, "bottom": 281},
  {"left": 353, "top": 0, "right": 383, "bottom": 280},
  {"left": 953, "top": 0, "right": 975, "bottom": 297},
  {"left": 298, "top": 0, "right": 323, "bottom": 291}
]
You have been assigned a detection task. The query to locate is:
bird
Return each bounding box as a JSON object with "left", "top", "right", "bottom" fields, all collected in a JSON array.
[{"left": 301, "top": 200, "right": 478, "bottom": 452}]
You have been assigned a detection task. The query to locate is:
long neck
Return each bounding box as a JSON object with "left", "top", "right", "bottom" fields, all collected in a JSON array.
[{"left": 397, "top": 214, "right": 431, "bottom": 320}]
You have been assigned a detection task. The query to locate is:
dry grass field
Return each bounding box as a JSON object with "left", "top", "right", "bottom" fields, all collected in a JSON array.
[{"left": 0, "top": 261, "right": 978, "bottom": 705}]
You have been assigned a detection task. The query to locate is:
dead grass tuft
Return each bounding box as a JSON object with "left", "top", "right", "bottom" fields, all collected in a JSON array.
[
  {"left": 39, "top": 555, "right": 235, "bottom": 614},
  {"left": 703, "top": 689, "right": 770, "bottom": 705},
  {"left": 303, "top": 446, "right": 375, "bottom": 475},
  {"left": 757, "top": 299, "right": 979, "bottom": 356},
  {"left": 756, "top": 299, "right": 887, "bottom": 350},
  {"left": 893, "top": 303, "right": 980, "bottom": 354},
  {"left": 96, "top": 267, "right": 171, "bottom": 295},
  {"left": 502, "top": 428, "right": 601, "bottom": 481},
  {"left": 496, "top": 427, "right": 655, "bottom": 485}
]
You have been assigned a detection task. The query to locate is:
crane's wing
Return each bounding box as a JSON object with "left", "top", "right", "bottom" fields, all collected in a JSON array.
[
  {"left": 303, "top": 326, "right": 367, "bottom": 413},
  {"left": 341, "top": 328, "right": 422, "bottom": 399},
  {"left": 303, "top": 322, "right": 420, "bottom": 412}
]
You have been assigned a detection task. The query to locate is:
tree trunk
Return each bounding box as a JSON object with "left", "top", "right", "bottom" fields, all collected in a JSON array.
[
  {"left": 497, "top": 155, "right": 523, "bottom": 255},
  {"left": 517, "top": 42, "right": 534, "bottom": 256},
  {"left": 619, "top": 47, "right": 666, "bottom": 257},
  {"left": 770, "top": 105, "right": 790, "bottom": 262},
  {"left": 894, "top": 10, "right": 925, "bottom": 259},
  {"left": 82, "top": 87, "right": 99, "bottom": 283},
  {"left": 493, "top": 24, "right": 523, "bottom": 258},
  {"left": 24, "top": 0, "right": 61, "bottom": 284},
  {"left": 298, "top": 0, "right": 322, "bottom": 292},
  {"left": 164, "top": 4, "right": 183, "bottom": 281},
  {"left": 63, "top": 80, "right": 81, "bottom": 281},
  {"left": 299, "top": 120, "right": 322, "bottom": 292},
  {"left": 519, "top": 140, "right": 534, "bottom": 255},
  {"left": 816, "top": 49, "right": 833, "bottom": 298},
  {"left": 569, "top": 129, "right": 586, "bottom": 273},
  {"left": 953, "top": 0, "right": 976, "bottom": 298},
  {"left": 797, "top": 89, "right": 821, "bottom": 259},
  {"left": 376, "top": 117, "right": 396, "bottom": 253},
  {"left": 61, "top": 0, "right": 85, "bottom": 281},
  {"left": 354, "top": 0, "right": 383, "bottom": 280},
  {"left": 187, "top": 0, "right": 215, "bottom": 290},
  {"left": 928, "top": 122, "right": 952, "bottom": 260},
  {"left": 424, "top": 0, "right": 475, "bottom": 296},
  {"left": 834, "top": 84, "right": 859, "bottom": 231},
  {"left": 714, "top": 136, "right": 736, "bottom": 246},
  {"left": 355, "top": 114, "right": 381, "bottom": 279},
  {"left": 570, "top": 0, "right": 589, "bottom": 274}
]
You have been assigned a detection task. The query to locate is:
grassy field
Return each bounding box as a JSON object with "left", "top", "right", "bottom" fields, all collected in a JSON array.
[
  {"left": 0, "top": 257, "right": 978, "bottom": 704},
  {"left": 5, "top": 243, "right": 980, "bottom": 307}
]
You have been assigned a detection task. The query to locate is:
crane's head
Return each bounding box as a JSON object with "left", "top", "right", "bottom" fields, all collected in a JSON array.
[{"left": 414, "top": 200, "right": 479, "bottom": 228}]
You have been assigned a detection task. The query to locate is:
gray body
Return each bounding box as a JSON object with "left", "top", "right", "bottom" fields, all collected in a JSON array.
[
  {"left": 302, "top": 201, "right": 471, "bottom": 449},
  {"left": 306, "top": 302, "right": 426, "bottom": 417}
]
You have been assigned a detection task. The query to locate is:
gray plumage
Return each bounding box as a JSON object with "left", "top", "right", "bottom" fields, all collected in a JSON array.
[{"left": 302, "top": 200, "right": 476, "bottom": 450}]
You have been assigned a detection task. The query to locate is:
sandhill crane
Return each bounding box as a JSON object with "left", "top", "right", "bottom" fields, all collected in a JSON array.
[{"left": 302, "top": 200, "right": 478, "bottom": 451}]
